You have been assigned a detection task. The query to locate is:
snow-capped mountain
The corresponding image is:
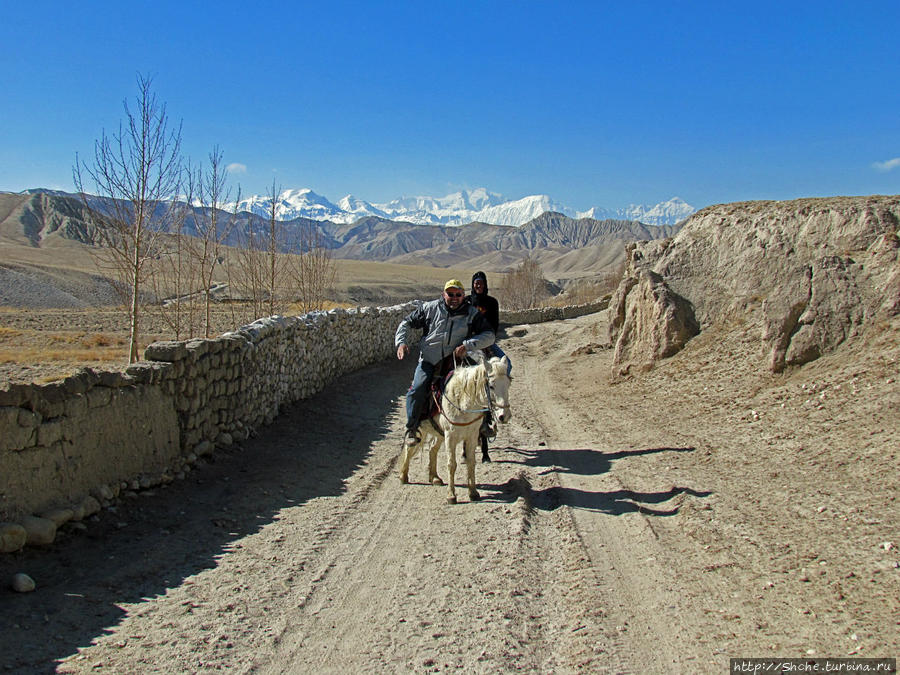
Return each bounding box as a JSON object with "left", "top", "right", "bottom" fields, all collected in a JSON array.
[
  {"left": 225, "top": 188, "right": 695, "bottom": 227},
  {"left": 232, "top": 188, "right": 347, "bottom": 221},
  {"left": 577, "top": 197, "right": 696, "bottom": 227}
]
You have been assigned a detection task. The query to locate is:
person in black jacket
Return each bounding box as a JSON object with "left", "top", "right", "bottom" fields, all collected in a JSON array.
[
  {"left": 468, "top": 271, "right": 508, "bottom": 461},
  {"left": 469, "top": 271, "right": 499, "bottom": 333}
]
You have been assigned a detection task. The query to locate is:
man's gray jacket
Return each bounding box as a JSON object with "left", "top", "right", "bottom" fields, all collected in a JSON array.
[{"left": 395, "top": 298, "right": 495, "bottom": 365}]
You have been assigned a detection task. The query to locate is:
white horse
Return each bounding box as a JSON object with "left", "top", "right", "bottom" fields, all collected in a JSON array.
[{"left": 399, "top": 355, "right": 512, "bottom": 503}]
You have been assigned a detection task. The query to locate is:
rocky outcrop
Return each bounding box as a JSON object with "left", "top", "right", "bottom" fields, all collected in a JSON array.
[
  {"left": 608, "top": 195, "right": 900, "bottom": 374},
  {"left": 608, "top": 262, "right": 699, "bottom": 376}
]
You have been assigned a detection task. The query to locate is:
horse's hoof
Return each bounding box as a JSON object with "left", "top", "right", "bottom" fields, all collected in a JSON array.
[
  {"left": 470, "top": 492, "right": 481, "bottom": 501},
  {"left": 481, "top": 453, "right": 491, "bottom": 463},
  {"left": 399, "top": 474, "right": 408, "bottom": 484},
  {"left": 431, "top": 476, "right": 445, "bottom": 486},
  {"left": 447, "top": 496, "right": 457, "bottom": 504}
]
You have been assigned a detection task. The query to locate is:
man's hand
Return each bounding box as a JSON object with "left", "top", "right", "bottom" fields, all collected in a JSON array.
[
  {"left": 397, "top": 344, "right": 410, "bottom": 360},
  {"left": 453, "top": 344, "right": 468, "bottom": 359}
]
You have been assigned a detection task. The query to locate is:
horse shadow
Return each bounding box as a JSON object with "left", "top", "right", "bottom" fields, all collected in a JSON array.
[
  {"left": 497, "top": 444, "right": 696, "bottom": 477},
  {"left": 482, "top": 444, "right": 711, "bottom": 516},
  {"left": 528, "top": 484, "right": 711, "bottom": 515}
]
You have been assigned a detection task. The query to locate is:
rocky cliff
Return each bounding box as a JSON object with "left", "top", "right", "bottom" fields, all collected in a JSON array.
[{"left": 608, "top": 195, "right": 900, "bottom": 375}]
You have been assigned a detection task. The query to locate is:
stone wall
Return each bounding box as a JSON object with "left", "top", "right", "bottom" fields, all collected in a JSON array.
[
  {"left": 0, "top": 298, "right": 605, "bottom": 552},
  {"left": 499, "top": 299, "right": 608, "bottom": 326}
]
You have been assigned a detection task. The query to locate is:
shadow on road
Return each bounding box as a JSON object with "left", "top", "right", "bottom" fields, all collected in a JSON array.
[
  {"left": 501, "top": 445, "right": 696, "bottom": 476},
  {"left": 483, "top": 444, "right": 711, "bottom": 516},
  {"left": 0, "top": 358, "right": 414, "bottom": 674},
  {"left": 529, "top": 485, "right": 712, "bottom": 515}
]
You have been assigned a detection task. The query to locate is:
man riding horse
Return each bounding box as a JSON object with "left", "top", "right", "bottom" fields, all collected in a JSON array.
[{"left": 395, "top": 279, "right": 496, "bottom": 447}]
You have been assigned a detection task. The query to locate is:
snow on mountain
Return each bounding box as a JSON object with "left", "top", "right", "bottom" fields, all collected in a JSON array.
[
  {"left": 337, "top": 195, "right": 389, "bottom": 220},
  {"left": 376, "top": 188, "right": 507, "bottom": 224},
  {"left": 576, "top": 197, "right": 696, "bottom": 227},
  {"left": 231, "top": 188, "right": 346, "bottom": 221},
  {"left": 619, "top": 197, "right": 696, "bottom": 226},
  {"left": 228, "top": 187, "right": 695, "bottom": 227},
  {"left": 477, "top": 194, "right": 572, "bottom": 227}
]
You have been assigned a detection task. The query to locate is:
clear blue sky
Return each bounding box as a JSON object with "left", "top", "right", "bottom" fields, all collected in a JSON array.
[{"left": 1, "top": 1, "right": 898, "bottom": 212}]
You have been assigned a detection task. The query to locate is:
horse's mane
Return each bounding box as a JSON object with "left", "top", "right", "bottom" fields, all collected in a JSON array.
[
  {"left": 445, "top": 357, "right": 507, "bottom": 411},
  {"left": 445, "top": 363, "right": 488, "bottom": 411}
]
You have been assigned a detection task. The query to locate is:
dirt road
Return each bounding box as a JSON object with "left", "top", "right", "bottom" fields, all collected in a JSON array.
[{"left": 2, "top": 311, "right": 897, "bottom": 673}]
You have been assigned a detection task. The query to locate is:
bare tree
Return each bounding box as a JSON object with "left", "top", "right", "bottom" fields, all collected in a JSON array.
[
  {"left": 288, "top": 222, "right": 336, "bottom": 313},
  {"left": 229, "top": 200, "right": 268, "bottom": 325},
  {"left": 498, "top": 256, "right": 549, "bottom": 310},
  {"left": 265, "top": 179, "right": 289, "bottom": 316},
  {"left": 148, "top": 188, "right": 197, "bottom": 340},
  {"left": 190, "top": 146, "right": 237, "bottom": 336},
  {"left": 73, "top": 74, "right": 183, "bottom": 362}
]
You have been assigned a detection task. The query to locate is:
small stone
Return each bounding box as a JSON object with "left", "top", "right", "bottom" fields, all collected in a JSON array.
[
  {"left": 81, "top": 496, "right": 101, "bottom": 518},
  {"left": 0, "top": 523, "right": 27, "bottom": 553},
  {"left": 94, "top": 484, "right": 114, "bottom": 501},
  {"left": 195, "top": 441, "right": 214, "bottom": 457},
  {"left": 11, "top": 573, "right": 35, "bottom": 593},
  {"left": 881, "top": 541, "right": 894, "bottom": 551}
]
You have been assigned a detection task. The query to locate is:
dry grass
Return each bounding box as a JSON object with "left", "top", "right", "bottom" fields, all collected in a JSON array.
[{"left": 0, "top": 347, "right": 125, "bottom": 364}]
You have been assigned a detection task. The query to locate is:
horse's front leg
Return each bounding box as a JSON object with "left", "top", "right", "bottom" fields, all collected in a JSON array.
[
  {"left": 445, "top": 430, "right": 459, "bottom": 504},
  {"left": 464, "top": 431, "right": 480, "bottom": 501}
]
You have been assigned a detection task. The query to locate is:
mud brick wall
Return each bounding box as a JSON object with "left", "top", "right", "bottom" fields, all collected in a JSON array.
[{"left": 0, "top": 299, "right": 604, "bottom": 551}]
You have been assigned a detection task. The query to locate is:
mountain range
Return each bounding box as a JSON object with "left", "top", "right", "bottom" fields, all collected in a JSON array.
[
  {"left": 228, "top": 187, "right": 695, "bottom": 227},
  {"left": 0, "top": 190, "right": 683, "bottom": 290}
]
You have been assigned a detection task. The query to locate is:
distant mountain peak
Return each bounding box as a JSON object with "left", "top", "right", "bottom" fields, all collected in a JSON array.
[{"left": 224, "top": 187, "right": 695, "bottom": 227}]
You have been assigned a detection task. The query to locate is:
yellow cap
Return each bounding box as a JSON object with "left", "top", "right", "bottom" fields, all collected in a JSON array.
[{"left": 444, "top": 279, "right": 464, "bottom": 291}]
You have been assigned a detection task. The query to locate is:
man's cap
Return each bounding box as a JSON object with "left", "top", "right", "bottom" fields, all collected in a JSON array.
[{"left": 444, "top": 279, "right": 464, "bottom": 291}]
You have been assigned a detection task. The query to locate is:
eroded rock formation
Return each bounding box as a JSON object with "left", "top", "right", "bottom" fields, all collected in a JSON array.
[{"left": 608, "top": 195, "right": 900, "bottom": 375}]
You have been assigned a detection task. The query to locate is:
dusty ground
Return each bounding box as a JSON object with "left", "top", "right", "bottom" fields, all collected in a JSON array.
[{"left": 0, "top": 310, "right": 898, "bottom": 673}]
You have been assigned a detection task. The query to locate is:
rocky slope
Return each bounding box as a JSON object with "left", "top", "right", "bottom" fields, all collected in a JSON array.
[{"left": 608, "top": 195, "right": 900, "bottom": 375}]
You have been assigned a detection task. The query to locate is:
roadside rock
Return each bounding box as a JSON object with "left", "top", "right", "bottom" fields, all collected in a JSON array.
[
  {"left": 0, "top": 523, "right": 27, "bottom": 553},
  {"left": 20, "top": 515, "right": 57, "bottom": 546},
  {"left": 608, "top": 263, "right": 699, "bottom": 375}
]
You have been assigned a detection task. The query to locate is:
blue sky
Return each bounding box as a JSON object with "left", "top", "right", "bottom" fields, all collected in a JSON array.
[{"left": 1, "top": 1, "right": 898, "bottom": 212}]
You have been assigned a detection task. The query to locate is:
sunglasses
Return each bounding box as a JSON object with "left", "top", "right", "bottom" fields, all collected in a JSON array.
[{"left": 445, "top": 291, "right": 464, "bottom": 298}]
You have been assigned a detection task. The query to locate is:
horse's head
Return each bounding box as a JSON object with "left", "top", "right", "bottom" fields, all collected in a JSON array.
[{"left": 486, "top": 355, "right": 512, "bottom": 423}]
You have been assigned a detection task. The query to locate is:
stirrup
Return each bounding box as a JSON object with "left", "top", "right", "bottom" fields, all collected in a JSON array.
[{"left": 404, "top": 428, "right": 421, "bottom": 446}]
